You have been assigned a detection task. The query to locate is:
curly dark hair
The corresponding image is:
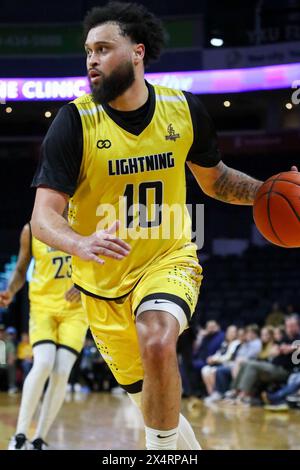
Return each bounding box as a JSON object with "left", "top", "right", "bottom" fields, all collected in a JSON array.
[{"left": 83, "top": 1, "right": 166, "bottom": 66}]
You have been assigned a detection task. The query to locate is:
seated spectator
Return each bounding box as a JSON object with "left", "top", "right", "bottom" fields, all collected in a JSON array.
[
  {"left": 262, "top": 371, "right": 300, "bottom": 407},
  {"left": 192, "top": 320, "right": 225, "bottom": 372},
  {"left": 265, "top": 302, "right": 285, "bottom": 327},
  {"left": 205, "top": 324, "right": 262, "bottom": 404},
  {"left": 257, "top": 326, "right": 275, "bottom": 360},
  {"left": 230, "top": 324, "right": 262, "bottom": 379},
  {"left": 17, "top": 332, "right": 33, "bottom": 380},
  {"left": 226, "top": 326, "right": 275, "bottom": 401},
  {"left": 229, "top": 314, "right": 300, "bottom": 405},
  {"left": 201, "top": 325, "right": 240, "bottom": 395},
  {"left": 273, "top": 325, "right": 285, "bottom": 343}
]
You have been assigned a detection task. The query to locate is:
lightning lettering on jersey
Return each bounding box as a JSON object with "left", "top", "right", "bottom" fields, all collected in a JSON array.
[{"left": 108, "top": 152, "right": 175, "bottom": 176}]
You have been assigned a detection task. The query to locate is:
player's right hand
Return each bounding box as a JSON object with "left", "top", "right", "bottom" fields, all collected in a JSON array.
[
  {"left": 74, "top": 220, "right": 131, "bottom": 265},
  {"left": 0, "top": 290, "right": 13, "bottom": 307}
]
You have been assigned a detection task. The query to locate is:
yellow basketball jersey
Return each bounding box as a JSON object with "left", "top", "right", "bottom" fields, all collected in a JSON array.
[
  {"left": 70, "top": 84, "right": 197, "bottom": 298},
  {"left": 29, "top": 236, "right": 82, "bottom": 312}
]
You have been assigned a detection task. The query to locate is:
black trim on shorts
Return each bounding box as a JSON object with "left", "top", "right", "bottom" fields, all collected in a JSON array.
[
  {"left": 74, "top": 283, "right": 136, "bottom": 301},
  {"left": 119, "top": 380, "right": 143, "bottom": 394},
  {"left": 133, "top": 293, "right": 191, "bottom": 322},
  {"left": 32, "top": 340, "right": 79, "bottom": 356},
  {"left": 57, "top": 343, "right": 80, "bottom": 357},
  {"left": 32, "top": 339, "right": 56, "bottom": 348}
]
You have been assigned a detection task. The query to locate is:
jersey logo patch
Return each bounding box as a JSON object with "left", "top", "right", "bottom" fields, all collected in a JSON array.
[
  {"left": 97, "top": 139, "right": 112, "bottom": 149},
  {"left": 165, "top": 123, "right": 180, "bottom": 142}
]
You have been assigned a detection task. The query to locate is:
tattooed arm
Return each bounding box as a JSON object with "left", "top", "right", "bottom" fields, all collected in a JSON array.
[{"left": 187, "top": 161, "right": 263, "bottom": 205}]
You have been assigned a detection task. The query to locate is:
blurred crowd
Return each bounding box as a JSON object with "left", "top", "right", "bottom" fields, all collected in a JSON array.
[
  {"left": 1, "top": 303, "right": 300, "bottom": 410},
  {"left": 178, "top": 307, "right": 300, "bottom": 410}
]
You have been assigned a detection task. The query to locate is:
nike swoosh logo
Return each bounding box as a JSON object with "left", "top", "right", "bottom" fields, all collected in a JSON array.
[
  {"left": 157, "top": 433, "right": 177, "bottom": 439},
  {"left": 154, "top": 300, "right": 172, "bottom": 304}
]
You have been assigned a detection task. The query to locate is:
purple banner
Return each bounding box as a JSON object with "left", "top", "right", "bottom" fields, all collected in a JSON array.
[{"left": 1, "top": 63, "right": 300, "bottom": 101}]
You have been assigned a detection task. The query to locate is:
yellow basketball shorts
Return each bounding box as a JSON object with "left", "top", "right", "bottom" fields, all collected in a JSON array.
[
  {"left": 29, "top": 304, "right": 88, "bottom": 354},
  {"left": 81, "top": 247, "right": 203, "bottom": 392}
]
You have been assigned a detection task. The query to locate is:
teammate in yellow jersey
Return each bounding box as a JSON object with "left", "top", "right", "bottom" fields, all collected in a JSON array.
[
  {"left": 30, "top": 1, "right": 297, "bottom": 450},
  {"left": 0, "top": 223, "right": 88, "bottom": 450}
]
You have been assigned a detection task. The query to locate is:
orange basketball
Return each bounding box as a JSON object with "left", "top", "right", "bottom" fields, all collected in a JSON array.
[{"left": 253, "top": 171, "right": 300, "bottom": 248}]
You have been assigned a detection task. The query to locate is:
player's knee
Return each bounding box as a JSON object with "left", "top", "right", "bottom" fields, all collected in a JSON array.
[
  {"left": 33, "top": 358, "right": 54, "bottom": 377},
  {"left": 52, "top": 361, "right": 73, "bottom": 380},
  {"left": 141, "top": 335, "right": 177, "bottom": 367},
  {"left": 51, "top": 369, "right": 70, "bottom": 383},
  {"left": 50, "top": 348, "right": 77, "bottom": 381}
]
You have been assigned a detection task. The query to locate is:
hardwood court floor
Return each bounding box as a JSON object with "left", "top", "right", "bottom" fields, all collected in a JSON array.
[{"left": 0, "top": 392, "right": 299, "bottom": 450}]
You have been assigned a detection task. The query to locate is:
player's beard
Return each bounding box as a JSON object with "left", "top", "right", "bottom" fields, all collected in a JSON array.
[{"left": 89, "top": 60, "right": 135, "bottom": 104}]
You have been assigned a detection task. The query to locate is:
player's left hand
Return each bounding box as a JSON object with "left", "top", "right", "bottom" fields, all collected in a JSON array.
[{"left": 65, "top": 286, "right": 81, "bottom": 303}]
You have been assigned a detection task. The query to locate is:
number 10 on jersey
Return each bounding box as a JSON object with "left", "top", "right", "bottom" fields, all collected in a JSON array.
[{"left": 123, "top": 181, "right": 163, "bottom": 228}]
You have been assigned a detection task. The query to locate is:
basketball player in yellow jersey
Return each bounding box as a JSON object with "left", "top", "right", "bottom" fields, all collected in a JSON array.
[
  {"left": 30, "top": 1, "right": 297, "bottom": 450},
  {"left": 0, "top": 223, "right": 87, "bottom": 450}
]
